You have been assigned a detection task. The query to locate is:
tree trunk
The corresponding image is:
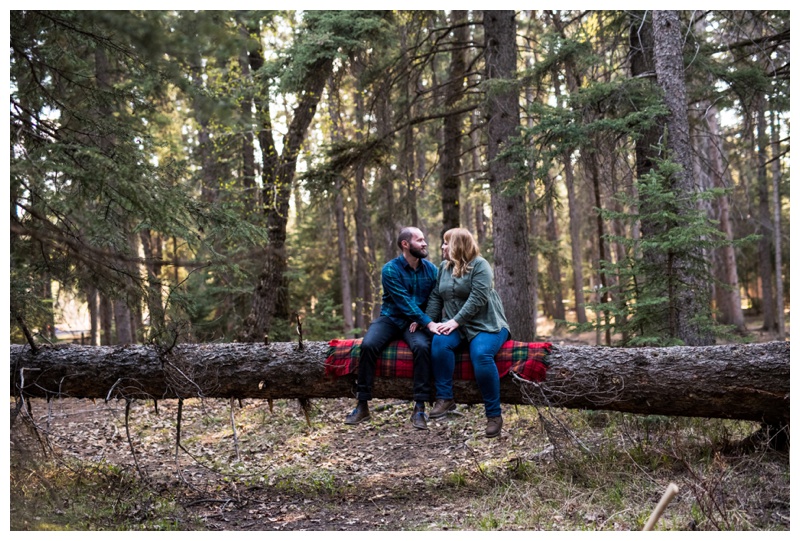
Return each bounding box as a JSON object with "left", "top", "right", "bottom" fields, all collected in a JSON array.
[
  {"left": 238, "top": 23, "right": 258, "bottom": 216},
  {"left": 242, "top": 54, "right": 334, "bottom": 342},
  {"left": 410, "top": 134, "right": 423, "bottom": 228},
  {"left": 10, "top": 341, "right": 789, "bottom": 425},
  {"left": 483, "top": 10, "right": 536, "bottom": 342},
  {"left": 130, "top": 300, "right": 142, "bottom": 346},
  {"left": 95, "top": 45, "right": 135, "bottom": 346},
  {"left": 563, "top": 155, "right": 588, "bottom": 325},
  {"left": 327, "top": 76, "right": 355, "bottom": 338},
  {"left": 440, "top": 10, "right": 468, "bottom": 231},
  {"left": 113, "top": 300, "right": 133, "bottom": 345},
  {"left": 128, "top": 233, "right": 142, "bottom": 342},
  {"left": 334, "top": 180, "right": 355, "bottom": 338},
  {"left": 652, "top": 10, "right": 713, "bottom": 345},
  {"left": 100, "top": 294, "right": 113, "bottom": 346},
  {"left": 606, "top": 155, "right": 629, "bottom": 344},
  {"left": 399, "top": 24, "right": 418, "bottom": 231},
  {"left": 462, "top": 79, "right": 480, "bottom": 234},
  {"left": 523, "top": 69, "right": 541, "bottom": 335},
  {"left": 189, "top": 52, "right": 220, "bottom": 206},
  {"left": 140, "top": 229, "right": 165, "bottom": 336},
  {"left": 755, "top": 96, "right": 776, "bottom": 332},
  {"left": 586, "top": 149, "right": 611, "bottom": 345},
  {"left": 375, "top": 85, "right": 397, "bottom": 265},
  {"left": 469, "top": 102, "right": 486, "bottom": 246},
  {"left": 705, "top": 105, "right": 746, "bottom": 332},
  {"left": 86, "top": 285, "right": 99, "bottom": 346},
  {"left": 629, "top": 10, "right": 666, "bottom": 340},
  {"left": 348, "top": 80, "right": 377, "bottom": 331},
  {"left": 267, "top": 61, "right": 332, "bottom": 335},
  {"left": 353, "top": 159, "right": 371, "bottom": 335},
  {"left": 527, "top": 179, "right": 540, "bottom": 338},
  {"left": 543, "top": 173, "right": 566, "bottom": 329},
  {"left": 769, "top": 108, "right": 785, "bottom": 340},
  {"left": 545, "top": 17, "right": 587, "bottom": 326},
  {"left": 402, "top": 118, "right": 416, "bottom": 227}
]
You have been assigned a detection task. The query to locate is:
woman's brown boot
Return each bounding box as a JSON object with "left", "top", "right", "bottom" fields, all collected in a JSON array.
[{"left": 486, "top": 416, "right": 503, "bottom": 438}]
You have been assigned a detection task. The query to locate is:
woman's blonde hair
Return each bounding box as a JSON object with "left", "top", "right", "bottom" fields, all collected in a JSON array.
[{"left": 443, "top": 228, "right": 480, "bottom": 277}]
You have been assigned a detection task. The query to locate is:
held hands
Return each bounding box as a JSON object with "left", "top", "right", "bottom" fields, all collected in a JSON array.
[
  {"left": 409, "top": 320, "right": 459, "bottom": 335},
  {"left": 437, "top": 319, "right": 459, "bottom": 335},
  {"left": 409, "top": 321, "right": 437, "bottom": 333}
]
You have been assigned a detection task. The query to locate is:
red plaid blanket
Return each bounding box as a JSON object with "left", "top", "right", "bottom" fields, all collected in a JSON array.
[{"left": 324, "top": 339, "right": 551, "bottom": 382}]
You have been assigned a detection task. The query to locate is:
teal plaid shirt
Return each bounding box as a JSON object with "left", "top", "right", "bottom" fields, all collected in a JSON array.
[{"left": 380, "top": 255, "right": 438, "bottom": 328}]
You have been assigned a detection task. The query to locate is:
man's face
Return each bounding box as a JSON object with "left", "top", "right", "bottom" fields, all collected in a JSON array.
[{"left": 406, "top": 229, "right": 428, "bottom": 259}]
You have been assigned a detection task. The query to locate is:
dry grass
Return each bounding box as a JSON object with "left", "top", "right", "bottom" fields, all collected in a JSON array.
[{"left": 9, "top": 392, "right": 789, "bottom": 531}]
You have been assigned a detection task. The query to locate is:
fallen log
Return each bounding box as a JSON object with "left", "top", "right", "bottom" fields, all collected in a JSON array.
[{"left": 9, "top": 341, "right": 789, "bottom": 424}]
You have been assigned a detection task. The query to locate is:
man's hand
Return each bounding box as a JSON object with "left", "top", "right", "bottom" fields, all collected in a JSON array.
[{"left": 410, "top": 321, "right": 443, "bottom": 334}]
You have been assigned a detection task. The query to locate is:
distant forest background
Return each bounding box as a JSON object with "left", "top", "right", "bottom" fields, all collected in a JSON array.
[{"left": 9, "top": 10, "right": 790, "bottom": 349}]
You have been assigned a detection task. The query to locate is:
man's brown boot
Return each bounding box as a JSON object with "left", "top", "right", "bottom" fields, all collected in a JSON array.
[
  {"left": 429, "top": 398, "right": 456, "bottom": 419},
  {"left": 485, "top": 416, "right": 503, "bottom": 438}
]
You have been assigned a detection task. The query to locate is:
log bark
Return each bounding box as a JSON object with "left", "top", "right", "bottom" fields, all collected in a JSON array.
[{"left": 9, "top": 341, "right": 789, "bottom": 425}]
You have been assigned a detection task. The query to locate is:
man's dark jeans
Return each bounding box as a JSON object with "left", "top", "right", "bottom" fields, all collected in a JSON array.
[{"left": 356, "top": 316, "right": 433, "bottom": 403}]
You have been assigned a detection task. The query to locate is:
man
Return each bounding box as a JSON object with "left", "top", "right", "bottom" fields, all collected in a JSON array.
[{"left": 344, "top": 226, "right": 439, "bottom": 430}]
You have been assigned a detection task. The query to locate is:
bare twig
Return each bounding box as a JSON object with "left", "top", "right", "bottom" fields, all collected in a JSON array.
[
  {"left": 294, "top": 312, "right": 304, "bottom": 351},
  {"left": 124, "top": 399, "right": 147, "bottom": 481},
  {"left": 175, "top": 398, "right": 183, "bottom": 461},
  {"left": 512, "top": 374, "right": 594, "bottom": 456},
  {"left": 642, "top": 483, "right": 680, "bottom": 531},
  {"left": 298, "top": 398, "right": 313, "bottom": 428},
  {"left": 15, "top": 315, "right": 38, "bottom": 354},
  {"left": 229, "top": 397, "right": 241, "bottom": 461},
  {"left": 106, "top": 378, "right": 123, "bottom": 401}
]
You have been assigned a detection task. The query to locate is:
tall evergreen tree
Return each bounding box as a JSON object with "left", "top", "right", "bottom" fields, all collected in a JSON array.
[
  {"left": 483, "top": 10, "right": 536, "bottom": 341},
  {"left": 439, "top": 10, "right": 469, "bottom": 231},
  {"left": 649, "top": 10, "right": 714, "bottom": 345}
]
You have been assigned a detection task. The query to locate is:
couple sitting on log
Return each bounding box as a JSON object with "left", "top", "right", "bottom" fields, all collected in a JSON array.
[{"left": 344, "top": 226, "right": 509, "bottom": 439}]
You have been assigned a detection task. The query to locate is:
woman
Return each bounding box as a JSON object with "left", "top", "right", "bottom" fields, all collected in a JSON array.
[{"left": 420, "top": 227, "right": 510, "bottom": 438}]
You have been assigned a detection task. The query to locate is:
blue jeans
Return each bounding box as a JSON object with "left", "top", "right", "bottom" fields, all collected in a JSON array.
[
  {"left": 431, "top": 328, "right": 509, "bottom": 418},
  {"left": 356, "top": 316, "right": 433, "bottom": 402}
]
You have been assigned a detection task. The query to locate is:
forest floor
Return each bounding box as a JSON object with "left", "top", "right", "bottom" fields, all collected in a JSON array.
[{"left": 10, "top": 316, "right": 790, "bottom": 531}]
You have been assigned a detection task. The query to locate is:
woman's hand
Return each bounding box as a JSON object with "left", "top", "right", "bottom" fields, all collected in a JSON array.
[
  {"left": 408, "top": 321, "right": 444, "bottom": 334},
  {"left": 439, "top": 319, "right": 459, "bottom": 335}
]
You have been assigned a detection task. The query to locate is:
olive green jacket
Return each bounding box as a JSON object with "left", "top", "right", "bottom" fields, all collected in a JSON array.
[{"left": 425, "top": 256, "right": 510, "bottom": 341}]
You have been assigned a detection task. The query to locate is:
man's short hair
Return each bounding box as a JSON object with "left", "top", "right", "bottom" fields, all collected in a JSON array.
[{"left": 397, "top": 227, "right": 416, "bottom": 249}]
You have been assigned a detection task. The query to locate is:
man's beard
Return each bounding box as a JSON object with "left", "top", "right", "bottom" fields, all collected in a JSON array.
[{"left": 409, "top": 246, "right": 428, "bottom": 259}]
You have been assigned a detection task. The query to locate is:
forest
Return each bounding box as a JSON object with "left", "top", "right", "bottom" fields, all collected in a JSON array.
[
  {"left": 9, "top": 10, "right": 790, "bottom": 532},
  {"left": 9, "top": 10, "right": 790, "bottom": 348}
]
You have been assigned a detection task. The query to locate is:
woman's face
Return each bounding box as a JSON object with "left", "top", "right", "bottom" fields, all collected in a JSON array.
[{"left": 441, "top": 239, "right": 451, "bottom": 261}]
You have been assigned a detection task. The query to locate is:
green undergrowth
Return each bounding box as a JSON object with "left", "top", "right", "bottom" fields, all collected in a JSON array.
[
  {"left": 10, "top": 440, "right": 194, "bottom": 530},
  {"left": 430, "top": 408, "right": 788, "bottom": 530}
]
